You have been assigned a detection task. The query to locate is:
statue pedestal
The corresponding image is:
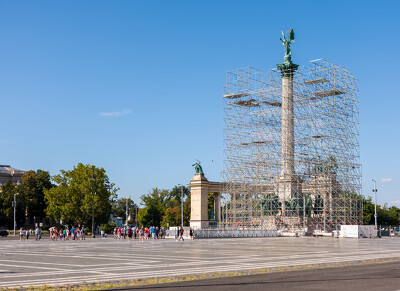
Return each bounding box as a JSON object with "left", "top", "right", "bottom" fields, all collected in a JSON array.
[
  {"left": 189, "top": 174, "right": 210, "bottom": 229},
  {"left": 188, "top": 173, "right": 223, "bottom": 229}
]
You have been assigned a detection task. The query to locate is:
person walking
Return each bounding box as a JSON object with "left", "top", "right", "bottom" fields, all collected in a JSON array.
[
  {"left": 81, "top": 226, "right": 86, "bottom": 240},
  {"left": 189, "top": 227, "right": 194, "bottom": 240},
  {"left": 35, "top": 227, "right": 39, "bottom": 241},
  {"left": 26, "top": 229, "right": 30, "bottom": 241},
  {"left": 140, "top": 227, "right": 145, "bottom": 243},
  {"left": 176, "top": 227, "right": 180, "bottom": 241},
  {"left": 179, "top": 226, "right": 184, "bottom": 241},
  {"left": 127, "top": 226, "right": 132, "bottom": 242},
  {"left": 19, "top": 228, "right": 23, "bottom": 241}
]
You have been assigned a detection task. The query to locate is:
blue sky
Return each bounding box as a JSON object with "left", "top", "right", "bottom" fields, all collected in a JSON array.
[{"left": 0, "top": 1, "right": 399, "bottom": 206}]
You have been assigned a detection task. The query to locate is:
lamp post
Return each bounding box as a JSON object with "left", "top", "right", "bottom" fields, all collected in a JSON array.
[
  {"left": 126, "top": 196, "right": 129, "bottom": 226},
  {"left": 135, "top": 203, "right": 138, "bottom": 227},
  {"left": 178, "top": 184, "right": 184, "bottom": 227},
  {"left": 372, "top": 179, "right": 379, "bottom": 237},
  {"left": 91, "top": 166, "right": 96, "bottom": 238},
  {"left": 13, "top": 192, "right": 19, "bottom": 236}
]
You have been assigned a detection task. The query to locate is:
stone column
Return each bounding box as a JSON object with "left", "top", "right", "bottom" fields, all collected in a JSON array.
[
  {"left": 213, "top": 193, "right": 220, "bottom": 225},
  {"left": 281, "top": 76, "right": 295, "bottom": 176},
  {"left": 277, "top": 71, "right": 301, "bottom": 205},
  {"left": 189, "top": 174, "right": 209, "bottom": 229}
]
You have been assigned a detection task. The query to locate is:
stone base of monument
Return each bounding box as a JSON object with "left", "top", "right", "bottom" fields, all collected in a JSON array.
[{"left": 189, "top": 173, "right": 222, "bottom": 230}]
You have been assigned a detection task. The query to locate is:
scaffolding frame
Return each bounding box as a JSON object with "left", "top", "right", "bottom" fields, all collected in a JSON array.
[{"left": 222, "top": 59, "right": 362, "bottom": 233}]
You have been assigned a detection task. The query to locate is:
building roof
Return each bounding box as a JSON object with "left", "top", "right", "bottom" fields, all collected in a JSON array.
[{"left": 0, "top": 165, "right": 26, "bottom": 177}]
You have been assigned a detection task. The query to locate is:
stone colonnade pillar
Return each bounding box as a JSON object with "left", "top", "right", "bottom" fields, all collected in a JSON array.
[{"left": 188, "top": 174, "right": 221, "bottom": 229}]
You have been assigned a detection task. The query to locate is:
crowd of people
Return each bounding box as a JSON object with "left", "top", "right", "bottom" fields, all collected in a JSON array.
[
  {"left": 49, "top": 225, "right": 86, "bottom": 241},
  {"left": 111, "top": 226, "right": 167, "bottom": 242},
  {"left": 18, "top": 224, "right": 195, "bottom": 241},
  {"left": 19, "top": 227, "right": 43, "bottom": 241}
]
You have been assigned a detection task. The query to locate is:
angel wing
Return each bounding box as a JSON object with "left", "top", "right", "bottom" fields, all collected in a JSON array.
[
  {"left": 281, "top": 30, "right": 285, "bottom": 40},
  {"left": 289, "top": 29, "right": 295, "bottom": 43}
]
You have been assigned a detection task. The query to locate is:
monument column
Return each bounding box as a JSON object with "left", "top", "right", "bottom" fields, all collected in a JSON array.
[
  {"left": 281, "top": 75, "right": 295, "bottom": 176},
  {"left": 276, "top": 28, "right": 302, "bottom": 204}
]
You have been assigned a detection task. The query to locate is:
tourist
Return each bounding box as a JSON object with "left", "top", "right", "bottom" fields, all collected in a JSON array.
[
  {"left": 19, "top": 228, "right": 23, "bottom": 241},
  {"left": 140, "top": 227, "right": 145, "bottom": 243},
  {"left": 81, "top": 226, "right": 86, "bottom": 240},
  {"left": 176, "top": 227, "right": 180, "bottom": 241},
  {"left": 127, "top": 226, "right": 132, "bottom": 242},
  {"left": 35, "top": 227, "right": 39, "bottom": 241},
  {"left": 189, "top": 227, "right": 194, "bottom": 240},
  {"left": 26, "top": 229, "right": 30, "bottom": 240},
  {"left": 179, "top": 226, "right": 184, "bottom": 241},
  {"left": 151, "top": 226, "right": 156, "bottom": 239}
]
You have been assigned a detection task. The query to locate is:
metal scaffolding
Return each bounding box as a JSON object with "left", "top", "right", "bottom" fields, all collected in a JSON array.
[{"left": 222, "top": 59, "right": 362, "bottom": 233}]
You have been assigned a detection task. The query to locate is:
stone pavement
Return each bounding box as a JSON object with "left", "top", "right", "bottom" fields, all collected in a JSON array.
[{"left": 0, "top": 236, "right": 399, "bottom": 288}]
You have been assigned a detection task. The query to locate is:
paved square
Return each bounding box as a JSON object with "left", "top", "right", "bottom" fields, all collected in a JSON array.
[{"left": 0, "top": 237, "right": 399, "bottom": 288}]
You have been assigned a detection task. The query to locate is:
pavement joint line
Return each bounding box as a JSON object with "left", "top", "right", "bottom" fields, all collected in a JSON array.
[
  {"left": 1, "top": 237, "right": 400, "bottom": 288},
  {"left": 0, "top": 259, "right": 139, "bottom": 268},
  {"left": 0, "top": 262, "right": 67, "bottom": 271},
  {"left": 4, "top": 257, "right": 400, "bottom": 289},
  {"left": 1, "top": 257, "right": 398, "bottom": 288}
]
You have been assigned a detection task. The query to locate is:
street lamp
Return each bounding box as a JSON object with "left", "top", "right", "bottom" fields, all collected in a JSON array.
[
  {"left": 125, "top": 196, "right": 129, "bottom": 226},
  {"left": 13, "top": 192, "right": 19, "bottom": 236},
  {"left": 135, "top": 203, "right": 138, "bottom": 227},
  {"left": 178, "top": 184, "right": 184, "bottom": 227},
  {"left": 91, "top": 166, "right": 96, "bottom": 238},
  {"left": 372, "top": 179, "right": 379, "bottom": 237}
]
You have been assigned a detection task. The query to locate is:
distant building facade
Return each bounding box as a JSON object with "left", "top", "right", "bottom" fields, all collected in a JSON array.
[{"left": 0, "top": 165, "right": 26, "bottom": 185}]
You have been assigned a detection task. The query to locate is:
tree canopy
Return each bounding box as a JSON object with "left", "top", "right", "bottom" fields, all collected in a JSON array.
[
  {"left": 111, "top": 197, "right": 138, "bottom": 223},
  {"left": 44, "top": 163, "right": 118, "bottom": 227},
  {"left": 0, "top": 170, "right": 53, "bottom": 229},
  {"left": 138, "top": 186, "right": 190, "bottom": 227}
]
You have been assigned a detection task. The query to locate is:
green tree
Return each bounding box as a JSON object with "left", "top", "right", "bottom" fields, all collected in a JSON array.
[
  {"left": 161, "top": 206, "right": 180, "bottom": 227},
  {"left": 100, "top": 222, "right": 116, "bottom": 234},
  {"left": 362, "top": 196, "right": 375, "bottom": 225},
  {"left": 377, "top": 204, "right": 400, "bottom": 225},
  {"left": 167, "top": 186, "right": 190, "bottom": 208},
  {"left": 18, "top": 170, "right": 53, "bottom": 224},
  {"left": 138, "top": 188, "right": 168, "bottom": 227},
  {"left": 0, "top": 181, "right": 24, "bottom": 229},
  {"left": 138, "top": 186, "right": 191, "bottom": 227},
  {"left": 183, "top": 191, "right": 191, "bottom": 226},
  {"left": 44, "top": 163, "right": 118, "bottom": 228},
  {"left": 111, "top": 197, "right": 138, "bottom": 223}
]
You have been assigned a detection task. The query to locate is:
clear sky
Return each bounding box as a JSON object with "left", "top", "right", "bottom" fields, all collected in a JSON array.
[{"left": 1, "top": 1, "right": 399, "bottom": 206}]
